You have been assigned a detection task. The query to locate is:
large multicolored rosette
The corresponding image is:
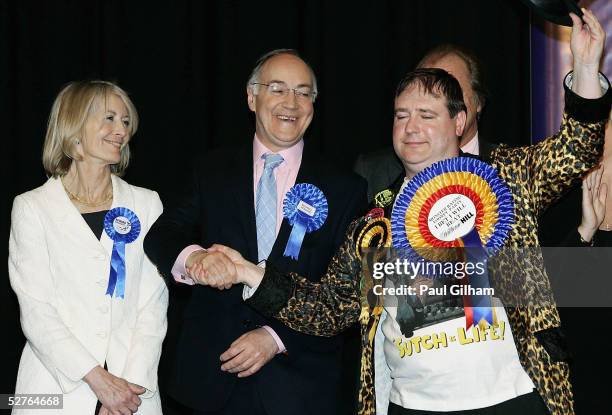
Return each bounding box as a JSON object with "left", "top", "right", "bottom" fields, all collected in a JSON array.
[
  {"left": 391, "top": 157, "right": 514, "bottom": 255},
  {"left": 283, "top": 183, "right": 328, "bottom": 260},
  {"left": 104, "top": 207, "right": 141, "bottom": 299},
  {"left": 391, "top": 157, "right": 514, "bottom": 328}
]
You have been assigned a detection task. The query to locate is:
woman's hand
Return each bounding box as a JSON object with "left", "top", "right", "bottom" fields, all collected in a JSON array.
[
  {"left": 578, "top": 165, "right": 608, "bottom": 243},
  {"left": 84, "top": 366, "right": 144, "bottom": 415}
]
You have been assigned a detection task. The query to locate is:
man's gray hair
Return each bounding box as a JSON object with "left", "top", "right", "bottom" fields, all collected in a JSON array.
[
  {"left": 247, "top": 48, "right": 318, "bottom": 101},
  {"left": 417, "top": 44, "right": 488, "bottom": 111}
]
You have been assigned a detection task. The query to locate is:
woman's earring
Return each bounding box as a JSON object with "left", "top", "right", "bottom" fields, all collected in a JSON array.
[{"left": 75, "top": 139, "right": 81, "bottom": 145}]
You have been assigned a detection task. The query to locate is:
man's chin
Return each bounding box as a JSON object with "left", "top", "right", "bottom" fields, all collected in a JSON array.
[
  {"left": 398, "top": 154, "right": 429, "bottom": 167},
  {"left": 271, "top": 136, "right": 303, "bottom": 149},
  {"left": 400, "top": 155, "right": 451, "bottom": 177}
]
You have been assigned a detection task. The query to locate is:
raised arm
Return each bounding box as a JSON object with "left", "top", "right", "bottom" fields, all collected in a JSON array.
[{"left": 492, "top": 10, "right": 610, "bottom": 215}]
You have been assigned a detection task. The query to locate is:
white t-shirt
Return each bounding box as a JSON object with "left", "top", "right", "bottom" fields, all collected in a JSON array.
[
  {"left": 381, "top": 297, "right": 534, "bottom": 411},
  {"left": 377, "top": 175, "right": 534, "bottom": 412}
]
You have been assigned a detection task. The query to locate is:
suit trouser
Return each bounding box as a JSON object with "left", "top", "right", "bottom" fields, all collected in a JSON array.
[
  {"left": 388, "top": 390, "right": 549, "bottom": 415},
  {"left": 194, "top": 376, "right": 266, "bottom": 415}
]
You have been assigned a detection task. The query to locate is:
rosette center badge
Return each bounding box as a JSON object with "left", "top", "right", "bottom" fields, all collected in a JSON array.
[
  {"left": 113, "top": 216, "right": 132, "bottom": 235},
  {"left": 427, "top": 193, "right": 477, "bottom": 242}
]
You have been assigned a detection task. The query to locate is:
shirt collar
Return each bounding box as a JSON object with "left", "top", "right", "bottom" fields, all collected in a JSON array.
[
  {"left": 252, "top": 134, "right": 304, "bottom": 167},
  {"left": 460, "top": 131, "right": 479, "bottom": 156}
]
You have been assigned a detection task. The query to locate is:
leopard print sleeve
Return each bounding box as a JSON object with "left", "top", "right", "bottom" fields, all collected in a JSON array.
[
  {"left": 491, "top": 72, "right": 610, "bottom": 216},
  {"left": 246, "top": 218, "right": 363, "bottom": 337}
]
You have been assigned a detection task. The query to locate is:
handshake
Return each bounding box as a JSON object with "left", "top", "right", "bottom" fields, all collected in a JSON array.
[{"left": 185, "top": 244, "right": 265, "bottom": 289}]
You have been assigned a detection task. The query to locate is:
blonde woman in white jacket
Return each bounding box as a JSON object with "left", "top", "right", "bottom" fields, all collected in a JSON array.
[{"left": 9, "top": 81, "right": 168, "bottom": 414}]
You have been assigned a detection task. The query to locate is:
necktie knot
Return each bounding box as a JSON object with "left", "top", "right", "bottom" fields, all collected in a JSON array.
[{"left": 262, "top": 153, "right": 284, "bottom": 171}]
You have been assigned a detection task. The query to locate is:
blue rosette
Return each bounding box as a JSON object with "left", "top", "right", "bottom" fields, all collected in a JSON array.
[
  {"left": 282, "top": 183, "right": 328, "bottom": 260},
  {"left": 104, "top": 207, "right": 141, "bottom": 298}
]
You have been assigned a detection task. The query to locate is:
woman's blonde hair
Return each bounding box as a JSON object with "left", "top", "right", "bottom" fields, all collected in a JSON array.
[{"left": 42, "top": 80, "right": 139, "bottom": 177}]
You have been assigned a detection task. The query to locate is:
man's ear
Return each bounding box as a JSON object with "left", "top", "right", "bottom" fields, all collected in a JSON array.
[
  {"left": 455, "top": 110, "right": 467, "bottom": 137},
  {"left": 247, "top": 86, "right": 256, "bottom": 112}
]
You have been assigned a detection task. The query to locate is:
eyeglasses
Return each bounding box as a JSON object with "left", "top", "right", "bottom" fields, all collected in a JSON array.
[{"left": 251, "top": 82, "right": 317, "bottom": 101}]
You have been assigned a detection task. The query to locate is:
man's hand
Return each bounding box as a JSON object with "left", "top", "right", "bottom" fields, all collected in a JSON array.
[
  {"left": 208, "top": 244, "right": 247, "bottom": 265},
  {"left": 570, "top": 9, "right": 605, "bottom": 98},
  {"left": 578, "top": 165, "right": 608, "bottom": 243},
  {"left": 186, "top": 250, "right": 237, "bottom": 289},
  {"left": 570, "top": 9, "right": 605, "bottom": 68},
  {"left": 208, "top": 244, "right": 265, "bottom": 288},
  {"left": 220, "top": 328, "right": 278, "bottom": 378},
  {"left": 84, "top": 366, "right": 144, "bottom": 415}
]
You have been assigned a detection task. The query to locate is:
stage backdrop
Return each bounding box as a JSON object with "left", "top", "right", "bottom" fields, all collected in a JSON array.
[
  {"left": 1, "top": 0, "right": 532, "bottom": 393},
  {"left": 531, "top": 0, "right": 611, "bottom": 141},
  {"left": 532, "top": 1, "right": 611, "bottom": 413}
]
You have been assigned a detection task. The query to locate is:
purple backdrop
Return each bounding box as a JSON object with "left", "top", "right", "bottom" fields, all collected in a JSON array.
[{"left": 531, "top": 0, "right": 611, "bottom": 143}]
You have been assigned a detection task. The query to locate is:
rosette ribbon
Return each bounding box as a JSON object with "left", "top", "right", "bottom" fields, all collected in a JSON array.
[
  {"left": 462, "top": 228, "right": 494, "bottom": 328},
  {"left": 282, "top": 183, "right": 328, "bottom": 260},
  {"left": 103, "top": 207, "right": 141, "bottom": 298}
]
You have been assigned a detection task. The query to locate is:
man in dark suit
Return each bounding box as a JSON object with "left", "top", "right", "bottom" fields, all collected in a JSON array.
[
  {"left": 144, "top": 49, "right": 366, "bottom": 415},
  {"left": 354, "top": 44, "right": 497, "bottom": 201}
]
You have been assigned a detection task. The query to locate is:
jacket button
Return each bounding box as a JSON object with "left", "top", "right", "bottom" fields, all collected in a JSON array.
[
  {"left": 242, "top": 319, "right": 251, "bottom": 327},
  {"left": 97, "top": 331, "right": 107, "bottom": 339},
  {"left": 98, "top": 305, "right": 109, "bottom": 314}
]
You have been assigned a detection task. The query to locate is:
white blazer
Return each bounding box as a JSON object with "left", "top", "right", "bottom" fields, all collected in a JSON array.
[{"left": 9, "top": 175, "right": 168, "bottom": 414}]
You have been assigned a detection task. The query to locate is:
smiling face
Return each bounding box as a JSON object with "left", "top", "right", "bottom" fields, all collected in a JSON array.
[
  {"left": 247, "top": 53, "right": 314, "bottom": 151},
  {"left": 392, "top": 85, "right": 466, "bottom": 178},
  {"left": 77, "top": 94, "right": 131, "bottom": 167}
]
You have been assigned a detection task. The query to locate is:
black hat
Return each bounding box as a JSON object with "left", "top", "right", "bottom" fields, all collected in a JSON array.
[{"left": 520, "top": 0, "right": 583, "bottom": 26}]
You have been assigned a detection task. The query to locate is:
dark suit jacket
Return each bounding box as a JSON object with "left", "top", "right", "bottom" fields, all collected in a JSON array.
[
  {"left": 353, "top": 136, "right": 498, "bottom": 201},
  {"left": 144, "top": 142, "right": 367, "bottom": 415}
]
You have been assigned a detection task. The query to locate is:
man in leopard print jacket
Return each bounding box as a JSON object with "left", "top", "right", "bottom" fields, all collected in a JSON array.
[{"left": 205, "top": 10, "right": 610, "bottom": 415}]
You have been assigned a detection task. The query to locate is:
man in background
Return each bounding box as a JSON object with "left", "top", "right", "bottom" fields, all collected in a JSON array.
[{"left": 354, "top": 44, "right": 497, "bottom": 201}]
